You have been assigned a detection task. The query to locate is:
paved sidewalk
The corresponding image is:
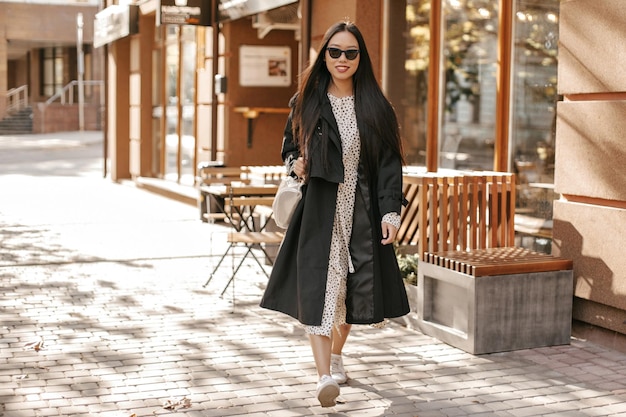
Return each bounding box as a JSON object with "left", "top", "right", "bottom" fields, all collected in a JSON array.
[{"left": 1, "top": 132, "right": 626, "bottom": 417}]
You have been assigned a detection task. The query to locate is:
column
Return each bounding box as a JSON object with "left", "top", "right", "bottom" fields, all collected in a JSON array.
[
  {"left": 0, "top": 27, "right": 8, "bottom": 120},
  {"left": 107, "top": 38, "right": 132, "bottom": 180}
]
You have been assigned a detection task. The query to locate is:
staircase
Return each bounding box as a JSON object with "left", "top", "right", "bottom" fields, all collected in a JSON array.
[{"left": 0, "top": 107, "right": 33, "bottom": 135}]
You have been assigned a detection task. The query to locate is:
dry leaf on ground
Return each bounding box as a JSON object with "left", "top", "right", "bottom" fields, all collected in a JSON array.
[
  {"left": 162, "top": 397, "right": 191, "bottom": 410},
  {"left": 24, "top": 338, "right": 44, "bottom": 351}
]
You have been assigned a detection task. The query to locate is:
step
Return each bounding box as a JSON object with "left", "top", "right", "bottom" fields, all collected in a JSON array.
[{"left": 0, "top": 107, "right": 34, "bottom": 134}]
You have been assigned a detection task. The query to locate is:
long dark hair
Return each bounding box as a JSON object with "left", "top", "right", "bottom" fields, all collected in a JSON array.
[{"left": 292, "top": 21, "right": 404, "bottom": 176}]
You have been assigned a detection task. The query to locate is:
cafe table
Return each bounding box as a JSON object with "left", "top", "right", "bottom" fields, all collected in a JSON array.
[{"left": 203, "top": 183, "right": 278, "bottom": 232}]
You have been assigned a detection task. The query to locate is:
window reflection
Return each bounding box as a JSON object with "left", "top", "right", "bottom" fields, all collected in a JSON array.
[
  {"left": 163, "top": 25, "right": 197, "bottom": 185},
  {"left": 395, "top": 0, "right": 560, "bottom": 253},
  {"left": 180, "top": 25, "right": 197, "bottom": 184},
  {"left": 511, "top": 0, "right": 559, "bottom": 222},
  {"left": 440, "top": 0, "right": 498, "bottom": 171},
  {"left": 401, "top": 0, "right": 430, "bottom": 165},
  {"left": 164, "top": 25, "right": 179, "bottom": 180}
]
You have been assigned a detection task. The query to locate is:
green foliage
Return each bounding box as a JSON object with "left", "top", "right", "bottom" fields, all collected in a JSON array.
[{"left": 397, "top": 252, "right": 419, "bottom": 286}]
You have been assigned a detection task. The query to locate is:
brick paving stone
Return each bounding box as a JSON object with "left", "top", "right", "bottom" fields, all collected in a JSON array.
[
  {"left": 604, "top": 400, "right": 626, "bottom": 414},
  {"left": 266, "top": 409, "right": 314, "bottom": 417},
  {"left": 2, "top": 137, "right": 626, "bottom": 417}
]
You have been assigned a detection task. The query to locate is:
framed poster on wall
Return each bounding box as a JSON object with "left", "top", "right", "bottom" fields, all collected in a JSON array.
[{"left": 239, "top": 45, "right": 291, "bottom": 87}]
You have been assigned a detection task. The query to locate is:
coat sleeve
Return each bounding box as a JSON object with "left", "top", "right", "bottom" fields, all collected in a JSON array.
[
  {"left": 281, "top": 100, "right": 300, "bottom": 177},
  {"left": 376, "top": 145, "right": 403, "bottom": 218}
]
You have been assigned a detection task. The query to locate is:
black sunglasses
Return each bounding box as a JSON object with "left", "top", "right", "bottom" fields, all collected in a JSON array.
[{"left": 326, "top": 47, "right": 360, "bottom": 60}]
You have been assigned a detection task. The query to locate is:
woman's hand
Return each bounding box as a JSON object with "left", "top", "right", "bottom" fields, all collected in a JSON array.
[
  {"left": 293, "top": 157, "right": 306, "bottom": 179},
  {"left": 381, "top": 221, "right": 398, "bottom": 245}
]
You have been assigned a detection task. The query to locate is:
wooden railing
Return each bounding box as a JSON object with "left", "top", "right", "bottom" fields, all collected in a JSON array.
[{"left": 40, "top": 80, "right": 104, "bottom": 133}]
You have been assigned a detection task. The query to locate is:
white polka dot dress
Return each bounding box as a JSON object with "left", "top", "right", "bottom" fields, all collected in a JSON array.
[{"left": 305, "top": 93, "right": 360, "bottom": 337}]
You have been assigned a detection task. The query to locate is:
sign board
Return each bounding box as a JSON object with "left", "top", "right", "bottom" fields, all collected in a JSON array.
[
  {"left": 159, "top": 0, "right": 212, "bottom": 26},
  {"left": 239, "top": 45, "right": 291, "bottom": 87},
  {"left": 93, "top": 5, "right": 139, "bottom": 48},
  {"left": 219, "top": 0, "right": 297, "bottom": 22}
]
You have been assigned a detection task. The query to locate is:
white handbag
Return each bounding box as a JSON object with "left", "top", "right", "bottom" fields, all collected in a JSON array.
[{"left": 272, "top": 176, "right": 302, "bottom": 229}]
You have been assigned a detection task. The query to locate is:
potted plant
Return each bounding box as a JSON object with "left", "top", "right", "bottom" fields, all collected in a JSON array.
[
  {"left": 395, "top": 250, "right": 420, "bottom": 329},
  {"left": 397, "top": 252, "right": 419, "bottom": 286}
]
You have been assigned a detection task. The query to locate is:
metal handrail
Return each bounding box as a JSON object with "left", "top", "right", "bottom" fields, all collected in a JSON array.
[
  {"left": 44, "top": 80, "right": 104, "bottom": 106},
  {"left": 6, "top": 85, "right": 29, "bottom": 114},
  {"left": 41, "top": 80, "right": 105, "bottom": 133}
]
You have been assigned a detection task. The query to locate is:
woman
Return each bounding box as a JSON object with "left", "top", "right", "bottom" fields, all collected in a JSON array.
[{"left": 260, "top": 21, "right": 409, "bottom": 407}]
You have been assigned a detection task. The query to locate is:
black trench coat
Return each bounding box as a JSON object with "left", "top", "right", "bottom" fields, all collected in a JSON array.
[{"left": 260, "top": 95, "right": 409, "bottom": 326}]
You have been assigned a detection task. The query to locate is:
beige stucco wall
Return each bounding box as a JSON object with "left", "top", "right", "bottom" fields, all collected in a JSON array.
[
  {"left": 556, "top": 101, "right": 626, "bottom": 201},
  {"left": 558, "top": 1, "right": 626, "bottom": 94},
  {"left": 555, "top": 0, "right": 626, "bottom": 338},
  {"left": 0, "top": 2, "right": 95, "bottom": 43}
]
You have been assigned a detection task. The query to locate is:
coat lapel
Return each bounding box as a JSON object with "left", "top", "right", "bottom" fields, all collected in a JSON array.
[{"left": 320, "top": 95, "right": 342, "bottom": 153}]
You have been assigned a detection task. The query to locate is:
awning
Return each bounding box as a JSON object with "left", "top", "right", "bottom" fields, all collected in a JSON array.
[
  {"left": 218, "top": 0, "right": 298, "bottom": 22},
  {"left": 93, "top": 5, "right": 139, "bottom": 48}
]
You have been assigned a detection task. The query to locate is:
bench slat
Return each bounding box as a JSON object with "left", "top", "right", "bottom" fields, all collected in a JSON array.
[{"left": 425, "top": 247, "right": 573, "bottom": 277}]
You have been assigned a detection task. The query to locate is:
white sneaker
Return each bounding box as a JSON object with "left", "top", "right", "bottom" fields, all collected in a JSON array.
[
  {"left": 316, "top": 374, "right": 340, "bottom": 407},
  {"left": 331, "top": 353, "right": 347, "bottom": 384}
]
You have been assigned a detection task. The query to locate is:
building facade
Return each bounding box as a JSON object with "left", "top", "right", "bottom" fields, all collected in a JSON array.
[
  {"left": 99, "top": 0, "right": 626, "bottom": 349},
  {"left": 0, "top": 0, "right": 104, "bottom": 133},
  {"left": 555, "top": 0, "right": 626, "bottom": 350}
]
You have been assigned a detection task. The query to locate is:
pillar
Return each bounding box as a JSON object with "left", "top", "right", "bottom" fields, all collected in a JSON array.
[
  {"left": 0, "top": 27, "right": 7, "bottom": 120},
  {"left": 555, "top": 0, "right": 626, "bottom": 350},
  {"left": 107, "top": 38, "right": 132, "bottom": 180}
]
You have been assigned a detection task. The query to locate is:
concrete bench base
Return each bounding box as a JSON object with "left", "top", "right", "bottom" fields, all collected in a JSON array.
[{"left": 416, "top": 261, "right": 574, "bottom": 354}]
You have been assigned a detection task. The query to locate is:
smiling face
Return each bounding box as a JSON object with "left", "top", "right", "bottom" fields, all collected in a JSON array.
[{"left": 325, "top": 30, "right": 360, "bottom": 87}]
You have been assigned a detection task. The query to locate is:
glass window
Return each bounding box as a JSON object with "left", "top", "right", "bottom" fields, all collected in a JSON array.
[
  {"left": 440, "top": 0, "right": 498, "bottom": 171},
  {"left": 41, "top": 47, "right": 65, "bottom": 97},
  {"left": 152, "top": 33, "right": 164, "bottom": 177},
  {"left": 163, "top": 25, "right": 198, "bottom": 185},
  {"left": 390, "top": 0, "right": 430, "bottom": 166},
  {"left": 180, "top": 25, "right": 197, "bottom": 185},
  {"left": 164, "top": 25, "right": 181, "bottom": 181},
  {"left": 392, "top": 0, "right": 559, "bottom": 253},
  {"left": 403, "top": 0, "right": 431, "bottom": 166},
  {"left": 511, "top": 0, "right": 559, "bottom": 223}
]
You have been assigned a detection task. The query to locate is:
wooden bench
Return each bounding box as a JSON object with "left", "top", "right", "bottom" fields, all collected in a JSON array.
[
  {"left": 399, "top": 171, "right": 574, "bottom": 354},
  {"left": 418, "top": 247, "right": 573, "bottom": 354},
  {"left": 423, "top": 246, "right": 571, "bottom": 276}
]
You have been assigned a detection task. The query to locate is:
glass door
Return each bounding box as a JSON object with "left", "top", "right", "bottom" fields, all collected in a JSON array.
[
  {"left": 180, "top": 25, "right": 198, "bottom": 185},
  {"left": 509, "top": 0, "right": 559, "bottom": 253},
  {"left": 163, "top": 25, "right": 197, "bottom": 185},
  {"left": 164, "top": 25, "right": 180, "bottom": 181}
]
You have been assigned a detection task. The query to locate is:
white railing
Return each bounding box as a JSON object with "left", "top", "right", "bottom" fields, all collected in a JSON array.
[
  {"left": 6, "top": 85, "right": 29, "bottom": 114},
  {"left": 44, "top": 80, "right": 104, "bottom": 106},
  {"left": 42, "top": 80, "right": 105, "bottom": 132}
]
